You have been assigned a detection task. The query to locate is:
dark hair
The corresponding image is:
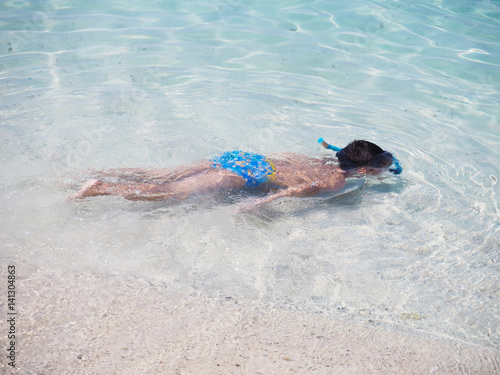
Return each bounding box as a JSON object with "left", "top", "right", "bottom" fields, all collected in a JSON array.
[{"left": 337, "top": 140, "right": 393, "bottom": 171}]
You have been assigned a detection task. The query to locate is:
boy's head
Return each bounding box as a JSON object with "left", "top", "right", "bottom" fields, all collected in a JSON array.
[{"left": 337, "top": 140, "right": 394, "bottom": 173}]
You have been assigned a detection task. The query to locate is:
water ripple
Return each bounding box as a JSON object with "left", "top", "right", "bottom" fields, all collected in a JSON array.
[{"left": 1, "top": 0, "right": 499, "bottom": 351}]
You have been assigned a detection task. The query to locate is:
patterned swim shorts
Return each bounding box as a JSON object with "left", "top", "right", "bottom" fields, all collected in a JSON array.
[{"left": 211, "top": 151, "right": 276, "bottom": 187}]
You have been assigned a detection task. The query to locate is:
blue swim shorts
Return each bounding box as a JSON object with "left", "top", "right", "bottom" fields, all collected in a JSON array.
[{"left": 211, "top": 151, "right": 276, "bottom": 187}]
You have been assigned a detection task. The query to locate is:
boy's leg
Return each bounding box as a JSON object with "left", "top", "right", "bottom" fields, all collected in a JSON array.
[
  {"left": 164, "top": 169, "right": 245, "bottom": 199},
  {"left": 69, "top": 179, "right": 167, "bottom": 201},
  {"left": 92, "top": 161, "right": 213, "bottom": 184},
  {"left": 71, "top": 169, "right": 245, "bottom": 201}
]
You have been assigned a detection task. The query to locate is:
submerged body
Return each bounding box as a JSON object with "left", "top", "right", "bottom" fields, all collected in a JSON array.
[
  {"left": 71, "top": 140, "right": 400, "bottom": 209},
  {"left": 72, "top": 152, "right": 347, "bottom": 208}
]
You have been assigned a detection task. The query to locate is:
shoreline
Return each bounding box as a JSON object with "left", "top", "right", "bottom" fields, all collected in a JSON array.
[{"left": 1, "top": 266, "right": 498, "bottom": 374}]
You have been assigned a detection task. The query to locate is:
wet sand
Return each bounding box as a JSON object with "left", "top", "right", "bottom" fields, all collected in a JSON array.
[{"left": 1, "top": 266, "right": 498, "bottom": 374}]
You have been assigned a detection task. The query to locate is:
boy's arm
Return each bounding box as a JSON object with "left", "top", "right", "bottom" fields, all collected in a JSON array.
[{"left": 236, "top": 183, "right": 320, "bottom": 212}]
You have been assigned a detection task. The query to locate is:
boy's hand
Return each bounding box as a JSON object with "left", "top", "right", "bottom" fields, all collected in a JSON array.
[
  {"left": 235, "top": 198, "right": 264, "bottom": 213},
  {"left": 234, "top": 183, "right": 318, "bottom": 213}
]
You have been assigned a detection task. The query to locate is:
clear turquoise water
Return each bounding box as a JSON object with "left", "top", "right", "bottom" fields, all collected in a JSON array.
[{"left": 1, "top": 0, "right": 499, "bottom": 351}]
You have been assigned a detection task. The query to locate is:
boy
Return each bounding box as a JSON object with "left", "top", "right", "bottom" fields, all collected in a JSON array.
[{"left": 70, "top": 139, "right": 402, "bottom": 209}]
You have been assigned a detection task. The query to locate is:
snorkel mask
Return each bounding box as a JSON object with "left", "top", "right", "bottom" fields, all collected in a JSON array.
[{"left": 318, "top": 138, "right": 403, "bottom": 175}]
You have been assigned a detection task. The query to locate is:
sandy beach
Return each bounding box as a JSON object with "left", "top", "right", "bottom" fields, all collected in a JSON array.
[{"left": 1, "top": 265, "right": 498, "bottom": 374}]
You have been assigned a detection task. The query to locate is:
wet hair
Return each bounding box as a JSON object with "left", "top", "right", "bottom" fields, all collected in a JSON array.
[{"left": 337, "top": 140, "right": 393, "bottom": 171}]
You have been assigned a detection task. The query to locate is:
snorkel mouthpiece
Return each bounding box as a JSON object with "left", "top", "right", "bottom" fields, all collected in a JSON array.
[{"left": 318, "top": 137, "right": 403, "bottom": 175}]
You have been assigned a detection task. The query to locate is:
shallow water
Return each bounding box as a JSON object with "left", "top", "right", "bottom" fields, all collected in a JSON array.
[{"left": 1, "top": 0, "right": 499, "bottom": 367}]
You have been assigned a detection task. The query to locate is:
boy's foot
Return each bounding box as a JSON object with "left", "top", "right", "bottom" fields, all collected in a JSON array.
[{"left": 68, "top": 179, "right": 102, "bottom": 200}]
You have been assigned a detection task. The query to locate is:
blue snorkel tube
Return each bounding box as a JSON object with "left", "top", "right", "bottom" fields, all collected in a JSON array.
[
  {"left": 318, "top": 138, "right": 403, "bottom": 175},
  {"left": 318, "top": 137, "right": 342, "bottom": 152}
]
